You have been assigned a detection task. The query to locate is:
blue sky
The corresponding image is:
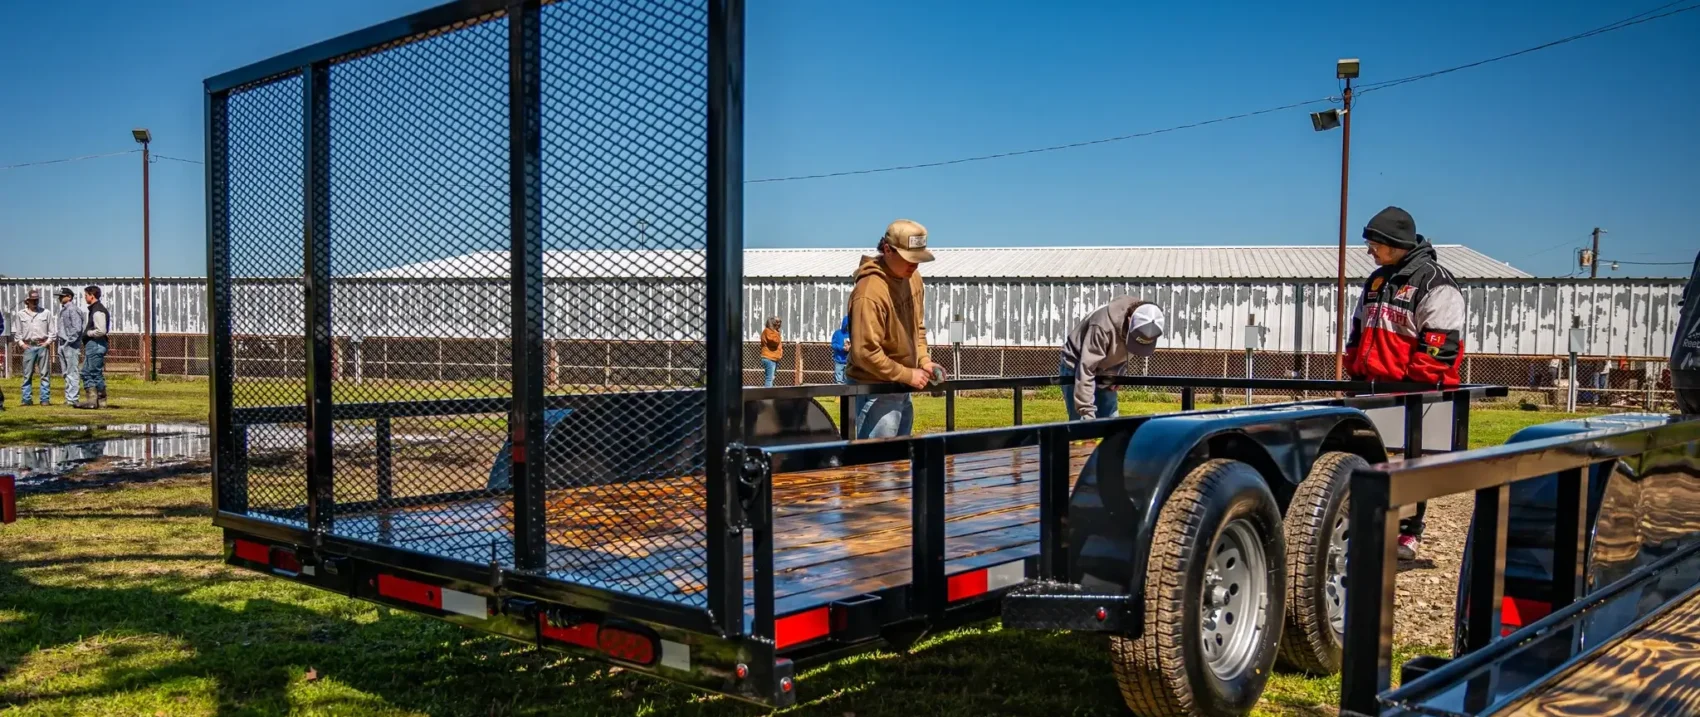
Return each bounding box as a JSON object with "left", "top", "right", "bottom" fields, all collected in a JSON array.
[{"left": 1, "top": 0, "right": 1695, "bottom": 279}]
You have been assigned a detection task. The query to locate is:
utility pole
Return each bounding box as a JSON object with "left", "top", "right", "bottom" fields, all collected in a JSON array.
[
  {"left": 133, "top": 128, "right": 156, "bottom": 381},
  {"left": 1333, "top": 81, "right": 1353, "bottom": 380},
  {"left": 1312, "top": 59, "right": 1360, "bottom": 380},
  {"left": 1589, "top": 227, "right": 1605, "bottom": 279}
]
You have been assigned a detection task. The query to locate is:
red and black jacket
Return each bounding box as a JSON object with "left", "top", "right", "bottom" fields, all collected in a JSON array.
[{"left": 1345, "top": 243, "right": 1466, "bottom": 386}]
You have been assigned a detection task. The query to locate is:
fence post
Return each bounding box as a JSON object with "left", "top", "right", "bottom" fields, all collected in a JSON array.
[{"left": 793, "top": 339, "right": 802, "bottom": 385}]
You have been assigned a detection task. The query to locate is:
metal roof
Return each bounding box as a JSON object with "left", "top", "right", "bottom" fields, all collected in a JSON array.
[{"left": 353, "top": 245, "right": 1532, "bottom": 280}]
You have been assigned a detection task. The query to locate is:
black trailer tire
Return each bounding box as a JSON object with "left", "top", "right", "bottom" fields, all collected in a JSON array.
[
  {"left": 1111, "top": 459, "right": 1286, "bottom": 717},
  {"left": 1276, "top": 451, "right": 1367, "bottom": 675}
]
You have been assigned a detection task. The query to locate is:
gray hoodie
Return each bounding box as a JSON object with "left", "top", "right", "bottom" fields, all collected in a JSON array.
[{"left": 1059, "top": 297, "right": 1153, "bottom": 419}]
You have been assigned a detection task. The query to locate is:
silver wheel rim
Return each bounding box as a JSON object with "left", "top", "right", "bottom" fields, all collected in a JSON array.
[
  {"left": 1325, "top": 506, "right": 1349, "bottom": 638},
  {"left": 1200, "top": 519, "right": 1270, "bottom": 680}
]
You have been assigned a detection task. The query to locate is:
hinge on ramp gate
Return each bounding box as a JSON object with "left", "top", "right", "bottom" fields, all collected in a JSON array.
[{"left": 727, "top": 443, "right": 770, "bottom": 531}]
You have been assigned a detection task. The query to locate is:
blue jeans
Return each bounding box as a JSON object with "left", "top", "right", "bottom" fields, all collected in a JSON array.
[
  {"left": 20, "top": 345, "right": 50, "bottom": 404},
  {"left": 58, "top": 344, "right": 82, "bottom": 404},
  {"left": 1060, "top": 357, "right": 1119, "bottom": 421},
  {"left": 761, "top": 358, "right": 778, "bottom": 387},
  {"left": 853, "top": 379, "right": 914, "bottom": 439},
  {"left": 833, "top": 361, "right": 847, "bottom": 385},
  {"left": 81, "top": 340, "right": 108, "bottom": 399}
]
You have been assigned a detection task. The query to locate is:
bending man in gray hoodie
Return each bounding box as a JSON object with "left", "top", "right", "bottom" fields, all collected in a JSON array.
[{"left": 1058, "top": 298, "right": 1165, "bottom": 421}]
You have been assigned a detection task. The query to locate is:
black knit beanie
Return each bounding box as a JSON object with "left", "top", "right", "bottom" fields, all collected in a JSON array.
[{"left": 1363, "top": 206, "right": 1423, "bottom": 249}]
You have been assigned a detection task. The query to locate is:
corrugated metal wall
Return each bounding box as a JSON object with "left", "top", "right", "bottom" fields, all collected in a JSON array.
[{"left": 1, "top": 277, "right": 1684, "bottom": 357}]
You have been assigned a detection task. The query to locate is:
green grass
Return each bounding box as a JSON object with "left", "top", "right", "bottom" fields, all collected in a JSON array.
[
  {"left": 0, "top": 377, "right": 209, "bottom": 445},
  {"left": 0, "top": 398, "right": 1585, "bottom": 715},
  {"left": 0, "top": 476, "right": 1462, "bottom": 716}
]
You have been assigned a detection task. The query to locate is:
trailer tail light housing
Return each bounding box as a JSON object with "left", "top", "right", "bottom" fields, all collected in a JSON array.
[
  {"left": 1, "top": 475, "right": 15, "bottom": 525},
  {"left": 539, "top": 614, "right": 660, "bottom": 667},
  {"left": 598, "top": 624, "right": 658, "bottom": 666},
  {"left": 1500, "top": 596, "right": 1551, "bottom": 636},
  {"left": 232, "top": 538, "right": 308, "bottom": 576}
]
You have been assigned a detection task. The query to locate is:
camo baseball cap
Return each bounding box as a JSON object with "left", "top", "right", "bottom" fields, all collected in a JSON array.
[{"left": 882, "top": 219, "right": 934, "bottom": 263}]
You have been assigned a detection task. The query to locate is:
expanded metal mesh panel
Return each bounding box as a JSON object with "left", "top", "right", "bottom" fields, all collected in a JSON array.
[
  {"left": 225, "top": 75, "right": 307, "bottom": 521},
  {"left": 537, "top": 0, "right": 710, "bottom": 605},
  {"left": 323, "top": 13, "right": 515, "bottom": 555},
  {"left": 227, "top": 77, "right": 306, "bottom": 413}
]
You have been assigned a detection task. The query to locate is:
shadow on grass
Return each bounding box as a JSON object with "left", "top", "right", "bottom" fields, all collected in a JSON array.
[{"left": 0, "top": 545, "right": 1143, "bottom": 717}]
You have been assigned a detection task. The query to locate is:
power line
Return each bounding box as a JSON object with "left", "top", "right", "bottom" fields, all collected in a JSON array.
[
  {"left": 1601, "top": 258, "right": 1693, "bottom": 266},
  {"left": 746, "top": 96, "right": 1336, "bottom": 183},
  {"left": 1356, "top": 1, "right": 1700, "bottom": 96},
  {"left": 0, "top": 149, "right": 138, "bottom": 171},
  {"left": 6, "top": 1, "right": 1696, "bottom": 183}
]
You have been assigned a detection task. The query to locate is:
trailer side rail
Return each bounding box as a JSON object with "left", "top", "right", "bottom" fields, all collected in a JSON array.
[{"left": 1339, "top": 415, "right": 1700, "bottom": 716}]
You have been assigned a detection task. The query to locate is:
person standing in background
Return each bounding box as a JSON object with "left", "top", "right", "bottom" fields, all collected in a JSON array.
[
  {"left": 760, "top": 317, "right": 783, "bottom": 387},
  {"left": 75, "top": 286, "right": 111, "bottom": 410},
  {"left": 54, "top": 287, "right": 85, "bottom": 407},
  {"left": 1344, "top": 206, "right": 1466, "bottom": 560},
  {"left": 830, "top": 315, "right": 851, "bottom": 385},
  {"left": 847, "top": 219, "right": 945, "bottom": 439},
  {"left": 13, "top": 290, "right": 54, "bottom": 406}
]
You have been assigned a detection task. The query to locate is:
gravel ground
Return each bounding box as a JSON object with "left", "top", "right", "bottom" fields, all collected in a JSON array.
[{"left": 1391, "top": 491, "right": 1473, "bottom": 649}]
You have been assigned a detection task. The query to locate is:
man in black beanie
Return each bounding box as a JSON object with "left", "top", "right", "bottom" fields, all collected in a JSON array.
[{"left": 1345, "top": 206, "right": 1467, "bottom": 559}]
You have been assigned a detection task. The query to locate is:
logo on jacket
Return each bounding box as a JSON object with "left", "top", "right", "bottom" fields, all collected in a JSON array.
[
  {"left": 1394, "top": 285, "right": 1416, "bottom": 302},
  {"left": 1423, "top": 331, "right": 1446, "bottom": 347},
  {"left": 1370, "top": 276, "right": 1384, "bottom": 291}
]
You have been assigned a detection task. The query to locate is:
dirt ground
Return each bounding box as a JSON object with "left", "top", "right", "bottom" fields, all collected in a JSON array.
[{"left": 1390, "top": 491, "right": 1473, "bottom": 649}]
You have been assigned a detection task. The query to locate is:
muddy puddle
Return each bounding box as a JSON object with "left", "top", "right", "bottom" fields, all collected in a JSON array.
[{"left": 0, "top": 423, "right": 210, "bottom": 486}]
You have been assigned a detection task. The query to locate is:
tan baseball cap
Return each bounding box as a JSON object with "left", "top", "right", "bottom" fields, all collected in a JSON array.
[{"left": 882, "top": 219, "right": 934, "bottom": 263}]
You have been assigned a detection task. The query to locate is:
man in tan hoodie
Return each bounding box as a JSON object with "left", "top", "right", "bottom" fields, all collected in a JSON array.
[{"left": 847, "top": 219, "right": 945, "bottom": 438}]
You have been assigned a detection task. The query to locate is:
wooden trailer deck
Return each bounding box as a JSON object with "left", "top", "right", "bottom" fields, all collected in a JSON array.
[
  {"left": 323, "top": 442, "right": 1097, "bottom": 616},
  {"left": 1503, "top": 588, "right": 1700, "bottom": 716}
]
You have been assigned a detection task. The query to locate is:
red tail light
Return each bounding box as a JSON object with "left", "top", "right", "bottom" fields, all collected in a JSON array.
[
  {"left": 1, "top": 475, "right": 15, "bottom": 525},
  {"left": 270, "top": 547, "right": 304, "bottom": 575},
  {"left": 1499, "top": 596, "right": 1552, "bottom": 637},
  {"left": 598, "top": 625, "right": 658, "bottom": 666}
]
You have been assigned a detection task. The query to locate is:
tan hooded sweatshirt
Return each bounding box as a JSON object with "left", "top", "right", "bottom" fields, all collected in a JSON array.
[{"left": 847, "top": 255, "right": 929, "bottom": 383}]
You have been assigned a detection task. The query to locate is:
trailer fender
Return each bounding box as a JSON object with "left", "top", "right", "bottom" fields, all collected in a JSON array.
[{"left": 1068, "top": 406, "right": 1383, "bottom": 620}]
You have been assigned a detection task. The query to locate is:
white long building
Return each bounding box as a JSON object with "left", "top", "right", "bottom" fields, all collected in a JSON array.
[{"left": 0, "top": 245, "right": 1687, "bottom": 358}]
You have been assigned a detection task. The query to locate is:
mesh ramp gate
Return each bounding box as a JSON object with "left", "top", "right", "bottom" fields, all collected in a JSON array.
[{"left": 208, "top": 0, "right": 742, "bottom": 614}]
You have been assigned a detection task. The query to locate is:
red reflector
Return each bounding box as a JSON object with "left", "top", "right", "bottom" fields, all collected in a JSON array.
[
  {"left": 774, "top": 608, "right": 831, "bottom": 649},
  {"left": 1501, "top": 596, "right": 1551, "bottom": 635},
  {"left": 376, "top": 574, "right": 443, "bottom": 609},
  {"left": 233, "top": 539, "right": 270, "bottom": 564},
  {"left": 539, "top": 615, "right": 600, "bottom": 649},
  {"left": 2, "top": 474, "right": 17, "bottom": 524},
  {"left": 270, "top": 548, "right": 303, "bottom": 574},
  {"left": 598, "top": 627, "right": 657, "bottom": 666},
  {"left": 947, "top": 569, "right": 990, "bottom": 602}
]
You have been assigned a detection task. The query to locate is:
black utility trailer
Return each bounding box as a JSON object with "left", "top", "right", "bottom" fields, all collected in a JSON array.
[
  {"left": 1337, "top": 414, "right": 1700, "bottom": 716},
  {"left": 204, "top": 1, "right": 1508, "bottom": 714}
]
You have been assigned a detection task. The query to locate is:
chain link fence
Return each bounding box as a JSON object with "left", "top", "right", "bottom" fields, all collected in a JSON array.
[{"left": 17, "top": 332, "right": 1677, "bottom": 412}]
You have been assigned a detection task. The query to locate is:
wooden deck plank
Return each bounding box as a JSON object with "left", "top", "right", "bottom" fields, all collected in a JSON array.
[
  {"left": 333, "top": 442, "right": 1098, "bottom": 611},
  {"left": 1504, "top": 589, "right": 1700, "bottom": 716}
]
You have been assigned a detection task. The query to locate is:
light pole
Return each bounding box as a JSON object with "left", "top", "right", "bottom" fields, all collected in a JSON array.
[
  {"left": 132, "top": 128, "right": 155, "bottom": 381},
  {"left": 1312, "top": 58, "right": 1358, "bottom": 379}
]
